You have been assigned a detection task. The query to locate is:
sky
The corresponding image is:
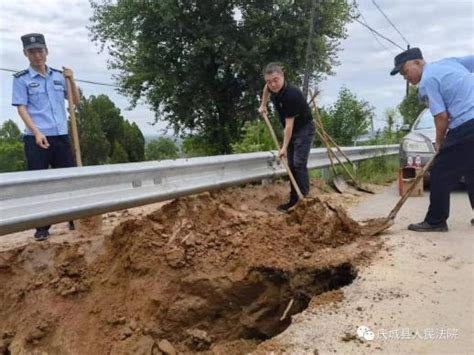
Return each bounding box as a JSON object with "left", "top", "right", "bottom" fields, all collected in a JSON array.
[{"left": 1, "top": 0, "right": 473, "bottom": 136}]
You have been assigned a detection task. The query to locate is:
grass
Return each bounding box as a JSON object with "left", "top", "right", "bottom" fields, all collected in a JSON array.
[
  {"left": 309, "top": 155, "right": 399, "bottom": 186},
  {"left": 356, "top": 155, "right": 399, "bottom": 185}
]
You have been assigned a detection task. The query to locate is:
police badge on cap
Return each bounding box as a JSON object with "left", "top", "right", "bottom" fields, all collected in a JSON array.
[{"left": 21, "top": 33, "right": 47, "bottom": 50}]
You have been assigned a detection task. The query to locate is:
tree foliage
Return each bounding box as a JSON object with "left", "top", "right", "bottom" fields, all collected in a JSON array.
[
  {"left": 0, "top": 119, "right": 22, "bottom": 143},
  {"left": 89, "top": 0, "right": 356, "bottom": 154},
  {"left": 76, "top": 94, "right": 111, "bottom": 165},
  {"left": 181, "top": 134, "right": 222, "bottom": 158},
  {"left": 0, "top": 141, "right": 24, "bottom": 172},
  {"left": 109, "top": 141, "right": 129, "bottom": 164},
  {"left": 145, "top": 137, "right": 180, "bottom": 160},
  {"left": 75, "top": 93, "right": 145, "bottom": 164},
  {"left": 0, "top": 120, "right": 25, "bottom": 172},
  {"left": 381, "top": 107, "right": 404, "bottom": 143},
  {"left": 398, "top": 86, "right": 425, "bottom": 126},
  {"left": 319, "top": 87, "right": 373, "bottom": 146},
  {"left": 122, "top": 121, "right": 145, "bottom": 162},
  {"left": 231, "top": 118, "right": 277, "bottom": 153}
]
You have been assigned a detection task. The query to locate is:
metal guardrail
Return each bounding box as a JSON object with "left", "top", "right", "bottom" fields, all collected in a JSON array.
[{"left": 0, "top": 145, "right": 398, "bottom": 235}]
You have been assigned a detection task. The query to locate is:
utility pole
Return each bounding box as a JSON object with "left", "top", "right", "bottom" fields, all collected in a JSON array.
[
  {"left": 405, "top": 44, "right": 410, "bottom": 97},
  {"left": 303, "top": 0, "right": 318, "bottom": 98}
]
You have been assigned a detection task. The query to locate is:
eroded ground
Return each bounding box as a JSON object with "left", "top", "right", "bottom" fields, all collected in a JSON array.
[{"left": 0, "top": 181, "right": 386, "bottom": 354}]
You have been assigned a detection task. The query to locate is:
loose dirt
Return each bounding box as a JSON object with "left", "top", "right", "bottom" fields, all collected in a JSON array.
[{"left": 0, "top": 181, "right": 385, "bottom": 354}]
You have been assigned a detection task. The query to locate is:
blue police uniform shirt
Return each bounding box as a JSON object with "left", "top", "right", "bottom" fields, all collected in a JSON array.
[
  {"left": 11, "top": 66, "right": 69, "bottom": 136},
  {"left": 418, "top": 55, "right": 474, "bottom": 129}
]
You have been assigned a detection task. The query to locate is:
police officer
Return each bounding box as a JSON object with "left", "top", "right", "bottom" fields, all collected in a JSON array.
[
  {"left": 259, "top": 62, "right": 316, "bottom": 211},
  {"left": 12, "top": 33, "right": 80, "bottom": 241},
  {"left": 391, "top": 48, "right": 474, "bottom": 231}
]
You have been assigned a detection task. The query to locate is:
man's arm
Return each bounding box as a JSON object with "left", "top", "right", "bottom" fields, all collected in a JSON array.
[
  {"left": 17, "top": 106, "right": 50, "bottom": 149},
  {"left": 258, "top": 84, "right": 270, "bottom": 114},
  {"left": 63, "top": 67, "right": 80, "bottom": 105},
  {"left": 434, "top": 111, "right": 449, "bottom": 151},
  {"left": 279, "top": 117, "right": 295, "bottom": 159}
]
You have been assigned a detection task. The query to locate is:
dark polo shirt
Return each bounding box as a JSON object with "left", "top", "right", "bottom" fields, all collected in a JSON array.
[{"left": 270, "top": 83, "right": 314, "bottom": 136}]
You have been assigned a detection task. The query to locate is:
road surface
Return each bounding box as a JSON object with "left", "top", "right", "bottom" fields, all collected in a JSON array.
[{"left": 258, "top": 184, "right": 473, "bottom": 354}]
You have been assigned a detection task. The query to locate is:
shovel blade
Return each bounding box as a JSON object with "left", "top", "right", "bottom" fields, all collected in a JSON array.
[
  {"left": 332, "top": 175, "right": 349, "bottom": 194},
  {"left": 360, "top": 218, "right": 394, "bottom": 237}
]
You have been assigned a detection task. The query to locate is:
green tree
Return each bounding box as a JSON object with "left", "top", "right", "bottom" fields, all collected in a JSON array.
[
  {"left": 0, "top": 120, "right": 25, "bottom": 172},
  {"left": 75, "top": 92, "right": 146, "bottom": 164},
  {"left": 109, "top": 141, "right": 129, "bottom": 164},
  {"left": 76, "top": 94, "right": 111, "bottom": 165},
  {"left": 231, "top": 119, "right": 276, "bottom": 153},
  {"left": 0, "top": 141, "right": 25, "bottom": 172},
  {"left": 146, "top": 137, "right": 180, "bottom": 160},
  {"left": 89, "top": 0, "right": 356, "bottom": 154},
  {"left": 0, "top": 119, "right": 22, "bottom": 143},
  {"left": 76, "top": 92, "right": 115, "bottom": 165},
  {"left": 122, "top": 121, "right": 145, "bottom": 162},
  {"left": 87, "top": 94, "right": 125, "bottom": 147},
  {"left": 181, "top": 134, "right": 222, "bottom": 158},
  {"left": 321, "top": 87, "right": 373, "bottom": 146},
  {"left": 398, "top": 86, "right": 425, "bottom": 126},
  {"left": 384, "top": 108, "right": 395, "bottom": 142},
  {"left": 314, "top": 106, "right": 332, "bottom": 147}
]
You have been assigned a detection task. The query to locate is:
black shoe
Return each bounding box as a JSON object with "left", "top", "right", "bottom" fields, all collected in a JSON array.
[
  {"left": 277, "top": 200, "right": 298, "bottom": 212},
  {"left": 471, "top": 218, "right": 474, "bottom": 226},
  {"left": 68, "top": 221, "right": 75, "bottom": 231},
  {"left": 407, "top": 221, "right": 448, "bottom": 232},
  {"left": 34, "top": 230, "right": 50, "bottom": 241}
]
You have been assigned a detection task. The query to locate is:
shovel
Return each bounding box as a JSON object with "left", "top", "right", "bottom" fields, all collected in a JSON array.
[
  {"left": 313, "top": 113, "right": 348, "bottom": 193},
  {"left": 306, "top": 90, "right": 349, "bottom": 193},
  {"left": 308, "top": 90, "right": 356, "bottom": 170},
  {"left": 260, "top": 111, "right": 304, "bottom": 203},
  {"left": 316, "top": 128, "right": 348, "bottom": 193},
  {"left": 65, "top": 74, "right": 103, "bottom": 233},
  {"left": 388, "top": 154, "right": 436, "bottom": 220},
  {"left": 359, "top": 154, "right": 436, "bottom": 236},
  {"left": 309, "top": 92, "right": 374, "bottom": 194}
]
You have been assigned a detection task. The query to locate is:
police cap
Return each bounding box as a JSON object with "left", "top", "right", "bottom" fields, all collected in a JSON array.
[{"left": 21, "top": 33, "right": 47, "bottom": 50}]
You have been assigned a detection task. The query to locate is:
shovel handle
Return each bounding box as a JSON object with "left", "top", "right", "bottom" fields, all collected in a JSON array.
[
  {"left": 308, "top": 90, "right": 356, "bottom": 168},
  {"left": 261, "top": 112, "right": 304, "bottom": 200},
  {"left": 387, "top": 154, "right": 437, "bottom": 220},
  {"left": 65, "top": 76, "right": 82, "bottom": 167},
  {"left": 310, "top": 98, "right": 361, "bottom": 184}
]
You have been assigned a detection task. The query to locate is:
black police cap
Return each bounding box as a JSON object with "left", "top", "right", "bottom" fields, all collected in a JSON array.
[
  {"left": 390, "top": 47, "right": 423, "bottom": 76},
  {"left": 21, "top": 33, "right": 47, "bottom": 50}
]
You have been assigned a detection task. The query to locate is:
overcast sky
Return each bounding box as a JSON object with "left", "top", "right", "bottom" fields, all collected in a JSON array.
[{"left": 1, "top": 0, "right": 473, "bottom": 136}]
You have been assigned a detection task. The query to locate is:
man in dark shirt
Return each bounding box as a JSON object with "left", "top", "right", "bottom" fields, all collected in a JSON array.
[{"left": 259, "top": 62, "right": 316, "bottom": 211}]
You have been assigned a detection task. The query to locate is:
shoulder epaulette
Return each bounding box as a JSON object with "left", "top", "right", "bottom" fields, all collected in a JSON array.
[
  {"left": 13, "top": 69, "right": 28, "bottom": 78},
  {"left": 50, "top": 67, "right": 63, "bottom": 74}
]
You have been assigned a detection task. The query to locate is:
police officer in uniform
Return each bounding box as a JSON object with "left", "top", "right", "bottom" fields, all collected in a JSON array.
[
  {"left": 12, "top": 33, "right": 80, "bottom": 241},
  {"left": 391, "top": 48, "right": 474, "bottom": 231},
  {"left": 259, "top": 62, "right": 316, "bottom": 211}
]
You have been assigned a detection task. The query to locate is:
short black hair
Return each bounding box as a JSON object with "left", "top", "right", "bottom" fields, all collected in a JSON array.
[{"left": 263, "top": 62, "right": 284, "bottom": 76}]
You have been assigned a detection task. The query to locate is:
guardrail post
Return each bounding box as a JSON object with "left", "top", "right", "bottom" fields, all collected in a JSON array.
[{"left": 320, "top": 167, "right": 331, "bottom": 181}]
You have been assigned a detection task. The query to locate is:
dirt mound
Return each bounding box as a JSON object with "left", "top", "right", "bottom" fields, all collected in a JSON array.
[{"left": 0, "top": 184, "right": 383, "bottom": 354}]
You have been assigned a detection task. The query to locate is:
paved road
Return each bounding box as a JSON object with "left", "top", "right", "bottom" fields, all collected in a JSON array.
[{"left": 259, "top": 184, "right": 474, "bottom": 354}]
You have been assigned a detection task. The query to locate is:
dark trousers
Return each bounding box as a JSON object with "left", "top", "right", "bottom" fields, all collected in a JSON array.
[
  {"left": 287, "top": 123, "right": 315, "bottom": 203},
  {"left": 24, "top": 135, "right": 75, "bottom": 233},
  {"left": 425, "top": 119, "right": 474, "bottom": 225}
]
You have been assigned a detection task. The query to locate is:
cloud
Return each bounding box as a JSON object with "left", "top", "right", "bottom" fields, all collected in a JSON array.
[
  {"left": 1, "top": 0, "right": 473, "bottom": 135},
  {"left": 317, "top": 0, "right": 473, "bottom": 130},
  {"left": 0, "top": 0, "right": 165, "bottom": 136}
]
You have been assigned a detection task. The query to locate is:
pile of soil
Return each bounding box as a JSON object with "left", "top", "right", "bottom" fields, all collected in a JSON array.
[{"left": 0, "top": 183, "right": 383, "bottom": 354}]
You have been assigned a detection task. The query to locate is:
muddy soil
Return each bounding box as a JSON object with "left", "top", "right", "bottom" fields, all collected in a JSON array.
[{"left": 0, "top": 181, "right": 384, "bottom": 354}]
